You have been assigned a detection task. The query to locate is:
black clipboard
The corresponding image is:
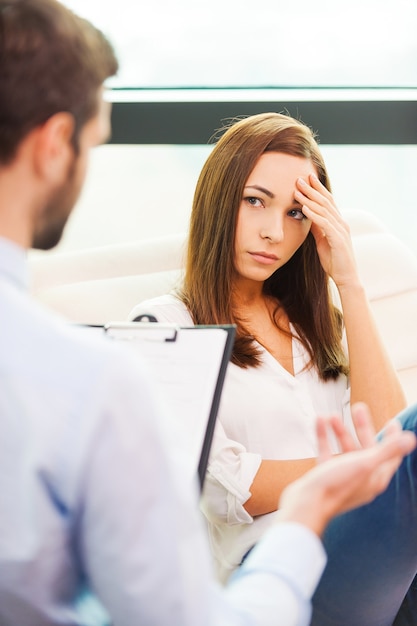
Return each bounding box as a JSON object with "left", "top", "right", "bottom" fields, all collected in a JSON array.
[{"left": 103, "top": 321, "right": 235, "bottom": 492}]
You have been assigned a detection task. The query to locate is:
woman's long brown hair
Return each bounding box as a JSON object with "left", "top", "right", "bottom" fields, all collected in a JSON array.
[{"left": 179, "top": 112, "right": 349, "bottom": 380}]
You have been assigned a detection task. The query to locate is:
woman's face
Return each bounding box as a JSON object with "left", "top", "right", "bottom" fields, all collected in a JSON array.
[{"left": 234, "top": 151, "right": 315, "bottom": 286}]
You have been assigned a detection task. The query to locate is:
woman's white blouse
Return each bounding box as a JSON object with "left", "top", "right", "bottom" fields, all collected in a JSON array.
[{"left": 130, "top": 294, "right": 352, "bottom": 583}]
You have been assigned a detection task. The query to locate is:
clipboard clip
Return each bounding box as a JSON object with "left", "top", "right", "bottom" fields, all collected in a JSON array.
[
  {"left": 131, "top": 314, "right": 177, "bottom": 342},
  {"left": 104, "top": 321, "right": 178, "bottom": 343},
  {"left": 132, "top": 314, "right": 158, "bottom": 323}
]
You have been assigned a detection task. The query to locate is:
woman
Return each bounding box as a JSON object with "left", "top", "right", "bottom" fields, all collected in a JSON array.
[{"left": 130, "top": 112, "right": 417, "bottom": 625}]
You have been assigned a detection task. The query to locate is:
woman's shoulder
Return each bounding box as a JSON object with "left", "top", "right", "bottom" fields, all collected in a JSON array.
[{"left": 129, "top": 293, "right": 193, "bottom": 326}]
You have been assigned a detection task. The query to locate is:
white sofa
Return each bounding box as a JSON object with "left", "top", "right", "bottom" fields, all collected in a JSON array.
[
  {"left": 29, "top": 232, "right": 187, "bottom": 325},
  {"left": 28, "top": 210, "right": 417, "bottom": 405}
]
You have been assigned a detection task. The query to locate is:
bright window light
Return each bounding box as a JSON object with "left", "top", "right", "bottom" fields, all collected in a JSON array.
[{"left": 62, "top": 0, "right": 417, "bottom": 89}]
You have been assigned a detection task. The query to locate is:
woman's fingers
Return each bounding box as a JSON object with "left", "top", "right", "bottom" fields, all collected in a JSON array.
[
  {"left": 295, "top": 175, "right": 339, "bottom": 219},
  {"left": 308, "top": 173, "right": 336, "bottom": 203},
  {"left": 295, "top": 174, "right": 359, "bottom": 285},
  {"left": 295, "top": 175, "right": 349, "bottom": 241}
]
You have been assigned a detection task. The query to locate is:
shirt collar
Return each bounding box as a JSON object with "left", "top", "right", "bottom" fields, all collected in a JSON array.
[{"left": 0, "top": 236, "right": 29, "bottom": 291}]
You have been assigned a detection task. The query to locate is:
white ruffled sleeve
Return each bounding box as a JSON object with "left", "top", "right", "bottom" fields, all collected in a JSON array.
[{"left": 201, "top": 420, "right": 262, "bottom": 526}]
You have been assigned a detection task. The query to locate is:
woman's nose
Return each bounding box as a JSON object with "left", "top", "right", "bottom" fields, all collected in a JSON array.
[{"left": 261, "top": 215, "right": 284, "bottom": 243}]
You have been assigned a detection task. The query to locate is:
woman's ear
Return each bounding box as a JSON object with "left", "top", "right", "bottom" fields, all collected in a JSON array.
[{"left": 32, "top": 112, "right": 75, "bottom": 184}]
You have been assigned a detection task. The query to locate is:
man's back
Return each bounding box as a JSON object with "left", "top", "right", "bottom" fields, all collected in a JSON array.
[{"left": 0, "top": 236, "right": 212, "bottom": 625}]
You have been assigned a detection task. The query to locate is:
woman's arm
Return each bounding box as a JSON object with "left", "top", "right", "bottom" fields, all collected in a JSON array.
[
  {"left": 337, "top": 281, "right": 405, "bottom": 430},
  {"left": 295, "top": 175, "right": 406, "bottom": 431},
  {"left": 244, "top": 457, "right": 316, "bottom": 517}
]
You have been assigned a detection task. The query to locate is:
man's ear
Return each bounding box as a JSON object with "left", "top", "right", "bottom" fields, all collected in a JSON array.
[{"left": 33, "top": 112, "right": 75, "bottom": 183}]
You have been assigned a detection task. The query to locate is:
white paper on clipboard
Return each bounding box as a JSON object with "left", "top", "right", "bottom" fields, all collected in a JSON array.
[{"left": 103, "top": 322, "right": 235, "bottom": 491}]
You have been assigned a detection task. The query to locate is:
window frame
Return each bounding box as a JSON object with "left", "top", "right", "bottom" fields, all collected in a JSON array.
[{"left": 107, "top": 88, "right": 417, "bottom": 145}]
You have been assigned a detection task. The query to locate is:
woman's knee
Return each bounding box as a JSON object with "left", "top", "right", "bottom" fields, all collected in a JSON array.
[{"left": 396, "top": 404, "right": 417, "bottom": 433}]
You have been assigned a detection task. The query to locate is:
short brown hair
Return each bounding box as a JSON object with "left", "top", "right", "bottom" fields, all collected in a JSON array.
[
  {"left": 0, "top": 0, "right": 118, "bottom": 164},
  {"left": 181, "top": 112, "right": 348, "bottom": 380}
]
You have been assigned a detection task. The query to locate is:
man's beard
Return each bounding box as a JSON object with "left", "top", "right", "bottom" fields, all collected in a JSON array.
[
  {"left": 32, "top": 154, "right": 80, "bottom": 251},
  {"left": 32, "top": 209, "right": 69, "bottom": 250}
]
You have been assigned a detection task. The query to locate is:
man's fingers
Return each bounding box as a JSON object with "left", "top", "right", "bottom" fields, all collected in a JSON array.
[
  {"left": 351, "top": 402, "right": 377, "bottom": 448},
  {"left": 316, "top": 414, "right": 358, "bottom": 463},
  {"left": 365, "top": 430, "right": 417, "bottom": 495},
  {"left": 328, "top": 415, "right": 357, "bottom": 452},
  {"left": 380, "top": 417, "right": 402, "bottom": 439},
  {"left": 316, "top": 416, "right": 333, "bottom": 462},
  {"left": 374, "top": 430, "right": 416, "bottom": 465}
]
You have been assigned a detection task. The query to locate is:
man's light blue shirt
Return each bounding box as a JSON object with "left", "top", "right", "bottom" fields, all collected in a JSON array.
[{"left": 0, "top": 236, "right": 326, "bottom": 625}]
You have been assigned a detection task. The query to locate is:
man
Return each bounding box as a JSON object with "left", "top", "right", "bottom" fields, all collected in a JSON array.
[{"left": 0, "top": 1, "right": 415, "bottom": 625}]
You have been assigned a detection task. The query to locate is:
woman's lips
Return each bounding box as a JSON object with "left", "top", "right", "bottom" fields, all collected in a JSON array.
[{"left": 249, "top": 251, "right": 279, "bottom": 265}]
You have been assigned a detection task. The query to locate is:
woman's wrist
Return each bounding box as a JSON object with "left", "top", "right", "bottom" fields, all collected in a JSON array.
[{"left": 336, "top": 280, "right": 366, "bottom": 298}]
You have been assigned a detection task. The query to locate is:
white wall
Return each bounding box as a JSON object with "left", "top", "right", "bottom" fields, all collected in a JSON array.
[{"left": 54, "top": 143, "right": 417, "bottom": 255}]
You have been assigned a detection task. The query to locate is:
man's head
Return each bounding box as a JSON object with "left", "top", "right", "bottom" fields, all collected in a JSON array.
[{"left": 0, "top": 0, "right": 118, "bottom": 249}]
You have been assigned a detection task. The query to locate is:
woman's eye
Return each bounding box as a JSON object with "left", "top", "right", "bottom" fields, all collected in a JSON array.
[
  {"left": 245, "top": 196, "right": 263, "bottom": 207},
  {"left": 288, "top": 208, "right": 306, "bottom": 221}
]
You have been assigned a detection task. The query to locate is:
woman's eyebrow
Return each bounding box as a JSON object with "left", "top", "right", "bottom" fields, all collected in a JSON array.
[{"left": 244, "top": 185, "right": 275, "bottom": 199}]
